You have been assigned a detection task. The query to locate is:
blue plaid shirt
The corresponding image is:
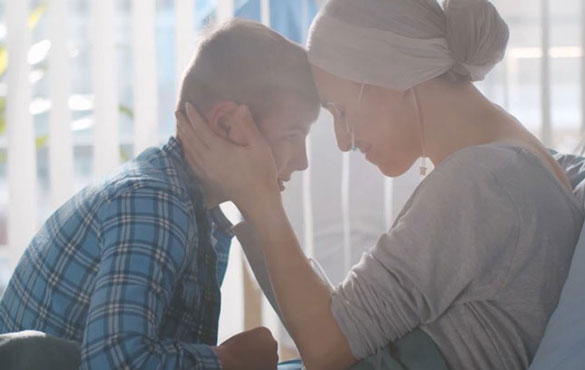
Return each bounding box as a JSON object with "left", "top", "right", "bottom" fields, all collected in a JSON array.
[{"left": 0, "top": 137, "right": 234, "bottom": 369}]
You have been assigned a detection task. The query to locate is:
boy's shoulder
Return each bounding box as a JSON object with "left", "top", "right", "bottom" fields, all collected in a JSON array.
[
  {"left": 46, "top": 138, "right": 212, "bottom": 242},
  {"left": 95, "top": 151, "right": 178, "bottom": 200},
  {"left": 77, "top": 139, "right": 197, "bottom": 214}
]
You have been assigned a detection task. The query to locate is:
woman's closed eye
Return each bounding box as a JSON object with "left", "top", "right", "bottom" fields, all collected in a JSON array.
[
  {"left": 279, "top": 131, "right": 306, "bottom": 143},
  {"left": 285, "top": 133, "right": 301, "bottom": 141}
]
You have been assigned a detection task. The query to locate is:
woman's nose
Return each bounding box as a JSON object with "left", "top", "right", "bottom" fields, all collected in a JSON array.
[
  {"left": 334, "top": 121, "right": 351, "bottom": 152},
  {"left": 294, "top": 143, "right": 309, "bottom": 172}
]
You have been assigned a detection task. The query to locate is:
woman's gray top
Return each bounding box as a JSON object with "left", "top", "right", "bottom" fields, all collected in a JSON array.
[{"left": 331, "top": 143, "right": 584, "bottom": 370}]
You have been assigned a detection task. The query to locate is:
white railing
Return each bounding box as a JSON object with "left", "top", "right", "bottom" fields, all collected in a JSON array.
[
  {"left": 48, "top": 0, "right": 74, "bottom": 210},
  {"left": 6, "top": 0, "right": 37, "bottom": 270},
  {"left": 175, "top": 0, "right": 196, "bottom": 86},
  {"left": 132, "top": 0, "right": 159, "bottom": 153},
  {"left": 581, "top": 0, "right": 585, "bottom": 134},
  {"left": 91, "top": 0, "right": 120, "bottom": 178},
  {"left": 540, "top": 0, "right": 552, "bottom": 146}
]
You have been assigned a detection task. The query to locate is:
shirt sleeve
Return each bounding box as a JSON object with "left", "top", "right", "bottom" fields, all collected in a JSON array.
[
  {"left": 330, "top": 148, "right": 520, "bottom": 360},
  {"left": 80, "top": 187, "right": 222, "bottom": 370}
]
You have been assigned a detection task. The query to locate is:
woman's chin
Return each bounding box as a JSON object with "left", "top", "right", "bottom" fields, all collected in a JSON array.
[
  {"left": 365, "top": 151, "right": 412, "bottom": 177},
  {"left": 376, "top": 160, "right": 411, "bottom": 178}
]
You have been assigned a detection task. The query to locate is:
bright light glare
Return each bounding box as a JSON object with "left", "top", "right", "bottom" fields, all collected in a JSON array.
[
  {"left": 68, "top": 95, "right": 93, "bottom": 111},
  {"left": 29, "top": 98, "right": 51, "bottom": 115},
  {"left": 71, "top": 116, "right": 94, "bottom": 131},
  {"left": 28, "top": 40, "right": 51, "bottom": 65}
]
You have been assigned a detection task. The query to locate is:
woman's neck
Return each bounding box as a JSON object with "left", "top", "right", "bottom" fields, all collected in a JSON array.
[
  {"left": 416, "top": 80, "right": 514, "bottom": 166},
  {"left": 416, "top": 79, "right": 573, "bottom": 191}
]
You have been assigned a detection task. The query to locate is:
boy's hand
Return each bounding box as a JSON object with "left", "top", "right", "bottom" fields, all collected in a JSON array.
[{"left": 212, "top": 327, "right": 279, "bottom": 370}]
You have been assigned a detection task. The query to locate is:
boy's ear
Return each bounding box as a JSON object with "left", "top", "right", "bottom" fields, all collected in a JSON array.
[{"left": 207, "top": 101, "right": 252, "bottom": 146}]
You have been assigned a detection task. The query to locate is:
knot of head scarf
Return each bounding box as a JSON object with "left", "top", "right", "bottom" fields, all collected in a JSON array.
[{"left": 307, "top": 0, "right": 509, "bottom": 91}]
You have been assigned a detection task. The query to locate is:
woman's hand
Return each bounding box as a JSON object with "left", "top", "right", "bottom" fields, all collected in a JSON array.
[
  {"left": 176, "top": 103, "right": 281, "bottom": 215},
  {"left": 178, "top": 105, "right": 356, "bottom": 370}
]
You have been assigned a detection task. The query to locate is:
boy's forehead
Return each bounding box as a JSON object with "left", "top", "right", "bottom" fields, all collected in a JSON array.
[{"left": 259, "top": 98, "right": 318, "bottom": 133}]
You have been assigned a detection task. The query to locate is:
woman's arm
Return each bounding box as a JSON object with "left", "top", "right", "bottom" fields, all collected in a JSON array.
[
  {"left": 177, "top": 105, "right": 356, "bottom": 369},
  {"left": 235, "top": 217, "right": 356, "bottom": 370},
  {"left": 233, "top": 222, "right": 281, "bottom": 320},
  {"left": 240, "top": 195, "right": 356, "bottom": 370}
]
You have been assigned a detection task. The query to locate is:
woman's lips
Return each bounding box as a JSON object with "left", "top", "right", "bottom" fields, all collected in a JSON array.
[{"left": 363, "top": 147, "right": 374, "bottom": 161}]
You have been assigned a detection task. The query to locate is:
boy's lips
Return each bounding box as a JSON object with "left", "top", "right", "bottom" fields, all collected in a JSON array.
[{"left": 278, "top": 177, "right": 290, "bottom": 192}]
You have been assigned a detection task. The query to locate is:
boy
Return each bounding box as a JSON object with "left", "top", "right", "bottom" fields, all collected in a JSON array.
[{"left": 0, "top": 19, "right": 320, "bottom": 370}]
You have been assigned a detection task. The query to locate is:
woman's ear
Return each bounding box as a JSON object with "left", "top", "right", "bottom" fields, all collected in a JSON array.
[{"left": 207, "top": 101, "right": 250, "bottom": 146}]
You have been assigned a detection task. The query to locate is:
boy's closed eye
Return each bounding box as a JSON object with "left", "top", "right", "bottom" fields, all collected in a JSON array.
[{"left": 283, "top": 131, "right": 305, "bottom": 141}]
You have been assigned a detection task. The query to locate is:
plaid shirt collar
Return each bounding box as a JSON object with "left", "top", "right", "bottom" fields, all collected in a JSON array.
[{"left": 164, "top": 137, "right": 234, "bottom": 238}]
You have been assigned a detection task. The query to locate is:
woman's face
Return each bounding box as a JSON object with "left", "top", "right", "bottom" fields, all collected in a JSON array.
[{"left": 311, "top": 65, "right": 422, "bottom": 177}]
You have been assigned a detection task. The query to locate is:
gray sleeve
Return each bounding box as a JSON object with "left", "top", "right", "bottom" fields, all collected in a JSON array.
[
  {"left": 234, "top": 222, "right": 283, "bottom": 322},
  {"left": 330, "top": 150, "right": 519, "bottom": 359},
  {"left": 236, "top": 222, "right": 337, "bottom": 325}
]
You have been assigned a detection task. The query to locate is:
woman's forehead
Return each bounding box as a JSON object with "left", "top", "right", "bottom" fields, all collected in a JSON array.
[{"left": 311, "top": 64, "right": 357, "bottom": 103}]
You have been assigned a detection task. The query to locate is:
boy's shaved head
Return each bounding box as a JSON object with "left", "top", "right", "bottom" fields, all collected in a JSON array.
[{"left": 177, "top": 18, "right": 320, "bottom": 118}]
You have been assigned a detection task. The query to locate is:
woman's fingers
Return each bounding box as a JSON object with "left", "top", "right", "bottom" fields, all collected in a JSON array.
[
  {"left": 237, "top": 105, "right": 266, "bottom": 146},
  {"left": 175, "top": 112, "right": 214, "bottom": 182},
  {"left": 185, "top": 102, "right": 225, "bottom": 146},
  {"left": 177, "top": 127, "right": 205, "bottom": 174},
  {"left": 176, "top": 110, "right": 209, "bottom": 150},
  {"left": 175, "top": 111, "right": 208, "bottom": 162}
]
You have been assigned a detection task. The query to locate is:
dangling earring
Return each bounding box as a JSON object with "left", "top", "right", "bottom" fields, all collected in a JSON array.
[
  {"left": 411, "top": 87, "right": 427, "bottom": 177},
  {"left": 348, "top": 124, "right": 357, "bottom": 152},
  {"left": 345, "top": 119, "right": 357, "bottom": 152},
  {"left": 420, "top": 157, "right": 428, "bottom": 176}
]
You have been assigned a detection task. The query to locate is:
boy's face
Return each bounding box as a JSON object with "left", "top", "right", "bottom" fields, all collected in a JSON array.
[{"left": 255, "top": 98, "right": 318, "bottom": 191}]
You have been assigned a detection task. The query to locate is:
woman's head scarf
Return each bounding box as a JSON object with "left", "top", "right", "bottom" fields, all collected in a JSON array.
[{"left": 307, "top": 0, "right": 510, "bottom": 91}]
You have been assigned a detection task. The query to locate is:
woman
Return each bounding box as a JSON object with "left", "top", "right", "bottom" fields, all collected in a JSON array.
[{"left": 176, "top": 0, "right": 584, "bottom": 369}]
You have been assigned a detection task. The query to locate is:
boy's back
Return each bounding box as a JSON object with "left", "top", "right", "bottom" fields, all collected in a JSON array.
[{"left": 0, "top": 137, "right": 234, "bottom": 369}]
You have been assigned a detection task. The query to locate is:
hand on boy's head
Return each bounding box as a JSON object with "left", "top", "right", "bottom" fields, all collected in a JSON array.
[
  {"left": 176, "top": 101, "right": 281, "bottom": 213},
  {"left": 180, "top": 102, "right": 265, "bottom": 148},
  {"left": 220, "top": 103, "right": 260, "bottom": 147}
]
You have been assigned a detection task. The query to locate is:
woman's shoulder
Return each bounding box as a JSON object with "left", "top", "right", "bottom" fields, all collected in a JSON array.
[
  {"left": 424, "top": 141, "right": 582, "bottom": 212},
  {"left": 394, "top": 143, "right": 527, "bottom": 221},
  {"left": 435, "top": 142, "right": 538, "bottom": 176},
  {"left": 429, "top": 141, "right": 564, "bottom": 188}
]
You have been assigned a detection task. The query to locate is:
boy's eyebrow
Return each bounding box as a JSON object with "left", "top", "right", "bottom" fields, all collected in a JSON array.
[
  {"left": 321, "top": 101, "right": 335, "bottom": 109},
  {"left": 292, "top": 120, "right": 314, "bottom": 135}
]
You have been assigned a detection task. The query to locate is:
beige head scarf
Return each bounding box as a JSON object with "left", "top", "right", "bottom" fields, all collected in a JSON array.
[{"left": 307, "top": 0, "right": 510, "bottom": 91}]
